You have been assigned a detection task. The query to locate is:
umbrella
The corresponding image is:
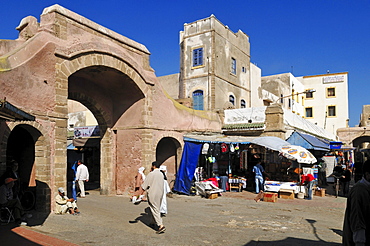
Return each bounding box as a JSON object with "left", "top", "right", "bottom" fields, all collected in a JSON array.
[
  {"left": 280, "top": 145, "right": 317, "bottom": 164},
  {"left": 280, "top": 145, "right": 316, "bottom": 194}
]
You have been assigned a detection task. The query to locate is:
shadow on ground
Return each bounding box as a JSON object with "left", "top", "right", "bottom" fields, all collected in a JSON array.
[
  {"left": 244, "top": 218, "right": 342, "bottom": 246},
  {"left": 0, "top": 223, "right": 42, "bottom": 246},
  {"left": 244, "top": 237, "right": 341, "bottom": 246}
]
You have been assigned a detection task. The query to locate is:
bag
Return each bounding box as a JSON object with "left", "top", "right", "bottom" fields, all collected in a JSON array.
[
  {"left": 230, "top": 144, "right": 235, "bottom": 153},
  {"left": 214, "top": 143, "right": 221, "bottom": 157},
  {"left": 201, "top": 143, "right": 209, "bottom": 155},
  {"left": 221, "top": 143, "right": 228, "bottom": 153},
  {"left": 208, "top": 143, "right": 215, "bottom": 156}
]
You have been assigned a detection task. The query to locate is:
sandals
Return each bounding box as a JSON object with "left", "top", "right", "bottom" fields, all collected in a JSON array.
[{"left": 156, "top": 226, "right": 166, "bottom": 234}]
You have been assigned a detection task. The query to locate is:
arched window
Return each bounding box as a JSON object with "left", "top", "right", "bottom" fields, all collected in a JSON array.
[
  {"left": 192, "top": 90, "right": 204, "bottom": 110},
  {"left": 241, "top": 99, "right": 246, "bottom": 108},
  {"left": 229, "top": 95, "right": 235, "bottom": 105}
]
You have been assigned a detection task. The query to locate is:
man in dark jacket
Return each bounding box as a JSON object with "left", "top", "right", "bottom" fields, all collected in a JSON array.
[
  {"left": 343, "top": 159, "right": 370, "bottom": 246},
  {"left": 340, "top": 165, "right": 352, "bottom": 197}
]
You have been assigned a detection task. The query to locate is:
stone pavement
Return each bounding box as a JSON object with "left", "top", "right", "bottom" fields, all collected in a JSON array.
[{"left": 1, "top": 188, "right": 346, "bottom": 246}]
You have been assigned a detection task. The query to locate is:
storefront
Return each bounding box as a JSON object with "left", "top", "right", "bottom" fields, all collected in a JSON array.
[{"left": 174, "top": 134, "right": 254, "bottom": 195}]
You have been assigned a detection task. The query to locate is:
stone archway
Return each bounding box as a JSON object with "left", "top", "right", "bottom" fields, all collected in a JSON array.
[
  {"left": 0, "top": 122, "right": 51, "bottom": 213},
  {"left": 58, "top": 55, "right": 151, "bottom": 195}
]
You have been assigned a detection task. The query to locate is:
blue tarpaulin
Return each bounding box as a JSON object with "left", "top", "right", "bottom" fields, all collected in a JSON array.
[
  {"left": 286, "top": 131, "right": 330, "bottom": 151},
  {"left": 173, "top": 141, "right": 202, "bottom": 195}
]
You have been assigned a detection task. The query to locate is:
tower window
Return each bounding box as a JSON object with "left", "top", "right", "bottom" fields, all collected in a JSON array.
[
  {"left": 229, "top": 95, "right": 235, "bottom": 105},
  {"left": 241, "top": 99, "right": 246, "bottom": 108},
  {"left": 192, "top": 48, "right": 203, "bottom": 67},
  {"left": 231, "top": 58, "right": 236, "bottom": 74},
  {"left": 192, "top": 90, "right": 204, "bottom": 110}
]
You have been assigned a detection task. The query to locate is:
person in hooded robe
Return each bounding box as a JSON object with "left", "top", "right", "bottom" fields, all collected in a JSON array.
[
  {"left": 159, "top": 165, "right": 171, "bottom": 217},
  {"left": 132, "top": 167, "right": 146, "bottom": 202}
]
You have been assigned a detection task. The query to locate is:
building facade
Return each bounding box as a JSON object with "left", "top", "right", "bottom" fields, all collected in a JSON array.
[
  {"left": 299, "top": 72, "right": 349, "bottom": 136},
  {"left": 178, "top": 15, "right": 258, "bottom": 111}
]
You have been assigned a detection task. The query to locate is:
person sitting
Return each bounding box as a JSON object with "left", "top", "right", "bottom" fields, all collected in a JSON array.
[
  {"left": 0, "top": 177, "right": 31, "bottom": 224},
  {"left": 55, "top": 187, "right": 80, "bottom": 215}
]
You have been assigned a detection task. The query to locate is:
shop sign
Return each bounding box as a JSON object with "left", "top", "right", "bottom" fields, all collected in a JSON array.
[
  {"left": 74, "top": 126, "right": 100, "bottom": 138},
  {"left": 330, "top": 141, "right": 343, "bottom": 149},
  {"left": 224, "top": 108, "right": 266, "bottom": 124},
  {"left": 323, "top": 75, "right": 345, "bottom": 83}
]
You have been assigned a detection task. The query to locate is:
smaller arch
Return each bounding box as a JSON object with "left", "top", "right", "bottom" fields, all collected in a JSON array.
[
  {"left": 353, "top": 135, "right": 370, "bottom": 148},
  {"left": 2, "top": 122, "right": 51, "bottom": 213},
  {"left": 155, "top": 136, "right": 182, "bottom": 187}
]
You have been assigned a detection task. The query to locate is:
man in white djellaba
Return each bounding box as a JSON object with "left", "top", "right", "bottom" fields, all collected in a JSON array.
[{"left": 76, "top": 160, "right": 89, "bottom": 198}]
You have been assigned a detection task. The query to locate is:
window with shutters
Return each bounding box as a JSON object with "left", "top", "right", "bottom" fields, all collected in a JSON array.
[{"left": 192, "top": 90, "right": 204, "bottom": 110}]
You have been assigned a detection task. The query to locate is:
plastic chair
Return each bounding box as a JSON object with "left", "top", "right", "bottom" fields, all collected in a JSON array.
[{"left": 0, "top": 205, "right": 15, "bottom": 224}]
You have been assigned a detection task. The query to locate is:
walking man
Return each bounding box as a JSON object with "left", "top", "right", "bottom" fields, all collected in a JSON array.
[
  {"left": 134, "top": 161, "right": 166, "bottom": 234},
  {"left": 76, "top": 160, "right": 89, "bottom": 198}
]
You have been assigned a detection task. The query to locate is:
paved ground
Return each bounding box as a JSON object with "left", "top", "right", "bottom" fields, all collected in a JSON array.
[{"left": 1, "top": 187, "right": 346, "bottom": 246}]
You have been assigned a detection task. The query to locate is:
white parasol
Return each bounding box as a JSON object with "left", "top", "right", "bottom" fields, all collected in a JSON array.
[
  {"left": 280, "top": 145, "right": 316, "bottom": 194},
  {"left": 280, "top": 145, "right": 317, "bottom": 164}
]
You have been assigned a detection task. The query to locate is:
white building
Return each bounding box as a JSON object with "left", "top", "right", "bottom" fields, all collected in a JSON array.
[{"left": 298, "top": 72, "right": 349, "bottom": 136}]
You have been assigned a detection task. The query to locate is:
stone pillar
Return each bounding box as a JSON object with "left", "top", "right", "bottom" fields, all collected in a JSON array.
[{"left": 262, "top": 104, "right": 286, "bottom": 139}]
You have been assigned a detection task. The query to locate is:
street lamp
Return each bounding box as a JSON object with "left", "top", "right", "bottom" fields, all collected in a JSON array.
[{"left": 275, "top": 89, "right": 316, "bottom": 104}]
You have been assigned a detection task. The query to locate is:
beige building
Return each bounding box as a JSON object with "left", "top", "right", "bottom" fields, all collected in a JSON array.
[
  {"left": 261, "top": 73, "right": 305, "bottom": 115},
  {"left": 159, "top": 15, "right": 347, "bottom": 141},
  {"left": 178, "top": 15, "right": 257, "bottom": 111},
  {"left": 298, "top": 72, "right": 349, "bottom": 136}
]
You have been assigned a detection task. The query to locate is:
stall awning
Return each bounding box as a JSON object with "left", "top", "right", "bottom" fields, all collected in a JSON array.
[
  {"left": 184, "top": 133, "right": 255, "bottom": 144},
  {"left": 0, "top": 98, "right": 35, "bottom": 121},
  {"left": 286, "top": 131, "right": 330, "bottom": 151},
  {"left": 250, "top": 136, "right": 290, "bottom": 151},
  {"left": 73, "top": 138, "right": 100, "bottom": 147}
]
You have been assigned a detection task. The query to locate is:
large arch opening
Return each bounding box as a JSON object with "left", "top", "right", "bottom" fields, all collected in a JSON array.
[
  {"left": 156, "top": 137, "right": 182, "bottom": 188},
  {"left": 68, "top": 65, "right": 145, "bottom": 195}
]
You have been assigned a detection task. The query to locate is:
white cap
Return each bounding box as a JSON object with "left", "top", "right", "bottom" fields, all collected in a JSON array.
[{"left": 58, "top": 187, "right": 65, "bottom": 193}]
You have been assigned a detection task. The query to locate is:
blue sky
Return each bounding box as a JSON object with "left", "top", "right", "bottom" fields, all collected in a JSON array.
[{"left": 1, "top": 1, "right": 369, "bottom": 127}]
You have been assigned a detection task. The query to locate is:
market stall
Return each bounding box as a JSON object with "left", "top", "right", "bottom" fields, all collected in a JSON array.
[{"left": 173, "top": 134, "right": 254, "bottom": 195}]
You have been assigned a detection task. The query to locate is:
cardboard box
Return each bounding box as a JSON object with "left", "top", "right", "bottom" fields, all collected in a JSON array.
[
  {"left": 314, "top": 189, "right": 326, "bottom": 197},
  {"left": 208, "top": 193, "right": 218, "bottom": 199},
  {"left": 279, "top": 189, "right": 294, "bottom": 199},
  {"left": 263, "top": 192, "right": 278, "bottom": 202}
]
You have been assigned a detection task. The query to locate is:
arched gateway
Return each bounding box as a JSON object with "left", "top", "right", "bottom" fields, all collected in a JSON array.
[{"left": 0, "top": 5, "right": 221, "bottom": 211}]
